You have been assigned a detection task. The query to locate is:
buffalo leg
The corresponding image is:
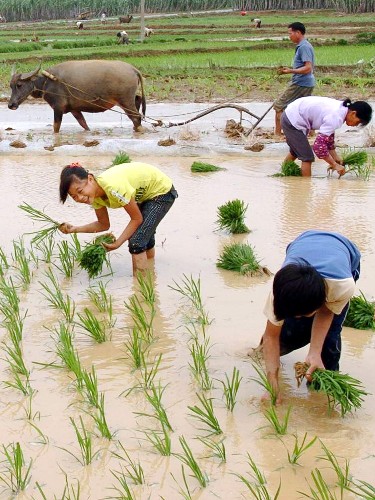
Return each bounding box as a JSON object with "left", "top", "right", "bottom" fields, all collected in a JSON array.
[
  {"left": 71, "top": 111, "right": 90, "bottom": 131},
  {"left": 53, "top": 110, "right": 63, "bottom": 133},
  {"left": 119, "top": 101, "right": 142, "bottom": 131}
]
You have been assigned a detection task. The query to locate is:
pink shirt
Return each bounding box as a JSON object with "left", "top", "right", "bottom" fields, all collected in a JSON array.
[{"left": 285, "top": 96, "right": 348, "bottom": 135}]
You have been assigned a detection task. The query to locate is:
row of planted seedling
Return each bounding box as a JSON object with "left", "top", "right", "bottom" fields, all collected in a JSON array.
[{"left": 0, "top": 266, "right": 373, "bottom": 498}]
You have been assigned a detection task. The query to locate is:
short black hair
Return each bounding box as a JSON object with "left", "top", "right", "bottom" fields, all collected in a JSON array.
[
  {"left": 273, "top": 262, "right": 326, "bottom": 321},
  {"left": 288, "top": 22, "right": 306, "bottom": 34},
  {"left": 59, "top": 164, "right": 88, "bottom": 203},
  {"left": 342, "top": 98, "right": 373, "bottom": 126}
]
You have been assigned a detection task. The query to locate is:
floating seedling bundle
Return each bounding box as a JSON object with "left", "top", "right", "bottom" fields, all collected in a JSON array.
[
  {"left": 216, "top": 199, "right": 250, "bottom": 234},
  {"left": 272, "top": 160, "right": 302, "bottom": 177},
  {"left": 217, "top": 242, "right": 270, "bottom": 276},
  {"left": 78, "top": 233, "right": 115, "bottom": 279},
  {"left": 294, "top": 362, "right": 368, "bottom": 417},
  {"left": 343, "top": 291, "right": 375, "bottom": 330},
  {"left": 191, "top": 161, "right": 225, "bottom": 172},
  {"left": 19, "top": 202, "right": 61, "bottom": 245},
  {"left": 111, "top": 150, "right": 132, "bottom": 165}
]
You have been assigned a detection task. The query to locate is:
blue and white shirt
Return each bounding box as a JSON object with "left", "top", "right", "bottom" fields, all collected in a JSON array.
[{"left": 264, "top": 230, "right": 361, "bottom": 326}]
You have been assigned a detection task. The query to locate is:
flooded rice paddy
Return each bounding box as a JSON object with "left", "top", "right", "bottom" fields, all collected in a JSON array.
[{"left": 0, "top": 102, "right": 374, "bottom": 499}]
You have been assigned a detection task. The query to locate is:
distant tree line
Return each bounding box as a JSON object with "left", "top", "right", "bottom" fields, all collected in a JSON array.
[{"left": 0, "top": 0, "right": 373, "bottom": 22}]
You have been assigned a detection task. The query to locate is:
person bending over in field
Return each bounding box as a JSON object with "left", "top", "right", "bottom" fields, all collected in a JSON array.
[
  {"left": 59, "top": 162, "right": 178, "bottom": 275},
  {"left": 252, "top": 230, "right": 361, "bottom": 404},
  {"left": 281, "top": 96, "right": 372, "bottom": 177}
]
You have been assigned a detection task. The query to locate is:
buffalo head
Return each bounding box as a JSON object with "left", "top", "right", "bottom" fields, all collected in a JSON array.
[{"left": 8, "top": 64, "right": 42, "bottom": 110}]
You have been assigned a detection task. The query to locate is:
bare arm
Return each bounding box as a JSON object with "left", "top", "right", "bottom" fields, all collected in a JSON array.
[
  {"left": 278, "top": 61, "right": 313, "bottom": 75},
  {"left": 59, "top": 207, "right": 110, "bottom": 234},
  {"left": 103, "top": 198, "right": 143, "bottom": 251},
  {"left": 262, "top": 320, "right": 282, "bottom": 403},
  {"left": 305, "top": 304, "right": 334, "bottom": 379}
]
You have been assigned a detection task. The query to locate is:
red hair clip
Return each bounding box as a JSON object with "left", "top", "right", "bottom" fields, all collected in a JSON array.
[{"left": 68, "top": 162, "right": 82, "bottom": 168}]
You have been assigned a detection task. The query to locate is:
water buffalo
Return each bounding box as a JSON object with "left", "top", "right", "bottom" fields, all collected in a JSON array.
[{"left": 8, "top": 60, "right": 146, "bottom": 132}]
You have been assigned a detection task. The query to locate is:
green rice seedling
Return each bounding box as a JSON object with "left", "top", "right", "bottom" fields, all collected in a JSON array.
[
  {"left": 0, "top": 277, "right": 21, "bottom": 320},
  {"left": 124, "top": 327, "right": 147, "bottom": 370},
  {"left": 169, "top": 274, "right": 210, "bottom": 327},
  {"left": 272, "top": 160, "right": 302, "bottom": 177},
  {"left": 299, "top": 468, "right": 338, "bottom": 500},
  {"left": 12, "top": 238, "right": 32, "bottom": 286},
  {"left": 52, "top": 322, "right": 83, "bottom": 387},
  {"left": 219, "top": 366, "right": 242, "bottom": 411},
  {"left": 63, "top": 416, "right": 100, "bottom": 466},
  {"left": 341, "top": 150, "right": 370, "bottom": 180},
  {"left": 69, "top": 233, "right": 82, "bottom": 260},
  {"left": 90, "top": 393, "right": 113, "bottom": 440},
  {"left": 217, "top": 242, "right": 264, "bottom": 276},
  {"left": 140, "top": 353, "right": 162, "bottom": 390},
  {"left": 234, "top": 453, "right": 281, "bottom": 499},
  {"left": 28, "top": 421, "right": 49, "bottom": 446},
  {"left": 0, "top": 246, "right": 9, "bottom": 274},
  {"left": 36, "top": 474, "right": 81, "bottom": 500},
  {"left": 0, "top": 442, "right": 32, "bottom": 493},
  {"left": 81, "top": 366, "right": 99, "bottom": 407},
  {"left": 111, "top": 150, "right": 132, "bottom": 165},
  {"left": 3, "top": 315, "right": 25, "bottom": 347},
  {"left": 171, "top": 465, "right": 193, "bottom": 500},
  {"left": 345, "top": 478, "right": 375, "bottom": 499},
  {"left": 188, "top": 392, "right": 222, "bottom": 435},
  {"left": 298, "top": 364, "right": 369, "bottom": 417},
  {"left": 78, "top": 233, "right": 115, "bottom": 279},
  {"left": 87, "top": 281, "right": 115, "bottom": 328},
  {"left": 263, "top": 404, "right": 291, "bottom": 435},
  {"left": 76, "top": 308, "right": 109, "bottom": 343},
  {"left": 39, "top": 269, "right": 75, "bottom": 323},
  {"left": 191, "top": 161, "right": 224, "bottom": 172},
  {"left": 4, "top": 370, "right": 33, "bottom": 396},
  {"left": 189, "top": 336, "right": 213, "bottom": 391},
  {"left": 136, "top": 271, "right": 156, "bottom": 310},
  {"left": 108, "top": 467, "right": 136, "bottom": 500},
  {"left": 33, "top": 237, "right": 55, "bottom": 263},
  {"left": 56, "top": 240, "right": 75, "bottom": 278},
  {"left": 175, "top": 435, "right": 208, "bottom": 488},
  {"left": 112, "top": 442, "right": 145, "bottom": 484},
  {"left": 136, "top": 382, "right": 173, "bottom": 431},
  {"left": 125, "top": 294, "right": 154, "bottom": 342},
  {"left": 22, "top": 392, "right": 40, "bottom": 421},
  {"left": 320, "top": 442, "right": 351, "bottom": 495},
  {"left": 216, "top": 199, "right": 250, "bottom": 234},
  {"left": 143, "top": 426, "right": 171, "bottom": 456},
  {"left": 286, "top": 432, "right": 317, "bottom": 465},
  {"left": 343, "top": 291, "right": 375, "bottom": 330},
  {"left": 198, "top": 436, "right": 226, "bottom": 462},
  {"left": 2, "top": 342, "right": 29, "bottom": 377},
  {"left": 19, "top": 202, "right": 61, "bottom": 245},
  {"left": 251, "top": 363, "right": 278, "bottom": 406}
]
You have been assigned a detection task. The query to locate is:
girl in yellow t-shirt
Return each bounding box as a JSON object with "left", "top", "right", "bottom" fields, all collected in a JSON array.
[{"left": 59, "top": 162, "right": 177, "bottom": 274}]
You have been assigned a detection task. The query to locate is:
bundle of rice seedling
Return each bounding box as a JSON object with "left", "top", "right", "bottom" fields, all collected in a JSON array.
[
  {"left": 272, "top": 160, "right": 302, "bottom": 177},
  {"left": 341, "top": 150, "right": 371, "bottom": 180},
  {"left": 343, "top": 291, "right": 375, "bottom": 330},
  {"left": 191, "top": 161, "right": 225, "bottom": 173},
  {"left": 217, "top": 242, "right": 263, "bottom": 276},
  {"left": 111, "top": 150, "right": 132, "bottom": 165},
  {"left": 19, "top": 202, "right": 61, "bottom": 245},
  {"left": 216, "top": 199, "right": 250, "bottom": 234},
  {"left": 342, "top": 150, "right": 368, "bottom": 167},
  {"left": 294, "top": 362, "right": 368, "bottom": 417},
  {"left": 78, "top": 233, "right": 115, "bottom": 279}
]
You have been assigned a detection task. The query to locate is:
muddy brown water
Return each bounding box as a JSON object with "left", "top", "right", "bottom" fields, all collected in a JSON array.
[{"left": 0, "top": 102, "right": 375, "bottom": 499}]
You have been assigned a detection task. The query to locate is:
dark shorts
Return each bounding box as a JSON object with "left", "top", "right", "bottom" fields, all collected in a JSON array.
[
  {"left": 128, "top": 186, "right": 178, "bottom": 254},
  {"left": 281, "top": 113, "right": 315, "bottom": 162},
  {"left": 273, "top": 84, "right": 314, "bottom": 112}
]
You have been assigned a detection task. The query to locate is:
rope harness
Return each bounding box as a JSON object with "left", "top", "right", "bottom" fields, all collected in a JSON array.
[{"left": 38, "top": 70, "right": 273, "bottom": 132}]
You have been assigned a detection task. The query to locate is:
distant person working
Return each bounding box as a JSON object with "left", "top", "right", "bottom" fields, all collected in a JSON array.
[
  {"left": 251, "top": 18, "right": 261, "bottom": 28},
  {"left": 273, "top": 22, "right": 315, "bottom": 136},
  {"left": 117, "top": 30, "right": 129, "bottom": 44}
]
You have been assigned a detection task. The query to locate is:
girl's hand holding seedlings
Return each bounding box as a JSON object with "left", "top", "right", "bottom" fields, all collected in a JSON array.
[
  {"left": 304, "top": 353, "right": 325, "bottom": 382},
  {"left": 102, "top": 238, "right": 123, "bottom": 251},
  {"left": 59, "top": 222, "right": 75, "bottom": 234}
]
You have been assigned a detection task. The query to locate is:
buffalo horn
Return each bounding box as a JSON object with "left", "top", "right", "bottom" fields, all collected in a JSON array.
[{"left": 19, "top": 62, "right": 42, "bottom": 81}]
